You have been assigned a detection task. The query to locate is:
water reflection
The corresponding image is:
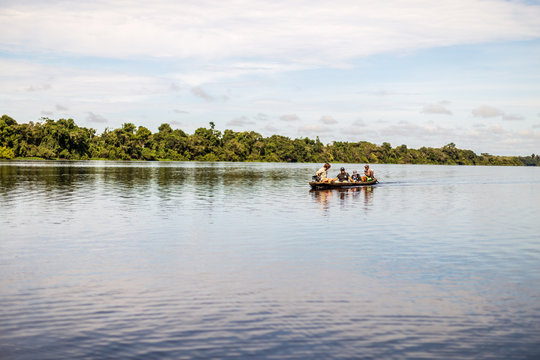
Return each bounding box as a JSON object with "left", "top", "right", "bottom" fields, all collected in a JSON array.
[
  {"left": 0, "top": 161, "right": 274, "bottom": 194},
  {"left": 1, "top": 161, "right": 540, "bottom": 359},
  {"left": 311, "top": 186, "right": 375, "bottom": 212}
]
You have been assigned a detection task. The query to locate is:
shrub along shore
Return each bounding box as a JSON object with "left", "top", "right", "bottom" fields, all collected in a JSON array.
[{"left": 0, "top": 114, "right": 538, "bottom": 166}]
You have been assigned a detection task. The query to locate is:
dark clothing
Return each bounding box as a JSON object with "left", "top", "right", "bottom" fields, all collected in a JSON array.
[
  {"left": 337, "top": 172, "right": 350, "bottom": 181},
  {"left": 351, "top": 173, "right": 361, "bottom": 181}
]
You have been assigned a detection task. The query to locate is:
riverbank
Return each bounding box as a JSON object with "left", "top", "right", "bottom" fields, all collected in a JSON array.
[
  {"left": 2, "top": 157, "right": 536, "bottom": 166},
  {"left": 1, "top": 115, "right": 539, "bottom": 165}
]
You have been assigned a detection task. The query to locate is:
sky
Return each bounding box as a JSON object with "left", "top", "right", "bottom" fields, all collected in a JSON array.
[{"left": 1, "top": 0, "right": 539, "bottom": 156}]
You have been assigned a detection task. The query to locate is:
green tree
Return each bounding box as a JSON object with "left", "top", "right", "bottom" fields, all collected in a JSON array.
[
  {"left": 0, "top": 146, "right": 15, "bottom": 159},
  {"left": 0, "top": 114, "right": 537, "bottom": 166}
]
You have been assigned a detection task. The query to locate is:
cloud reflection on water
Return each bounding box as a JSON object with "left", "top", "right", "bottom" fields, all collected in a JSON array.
[{"left": 1, "top": 161, "right": 540, "bottom": 359}]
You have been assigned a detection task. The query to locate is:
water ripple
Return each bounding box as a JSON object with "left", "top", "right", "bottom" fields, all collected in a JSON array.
[{"left": 1, "top": 161, "right": 540, "bottom": 359}]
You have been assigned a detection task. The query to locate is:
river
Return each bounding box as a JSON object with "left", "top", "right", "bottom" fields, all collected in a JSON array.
[{"left": 1, "top": 161, "right": 539, "bottom": 359}]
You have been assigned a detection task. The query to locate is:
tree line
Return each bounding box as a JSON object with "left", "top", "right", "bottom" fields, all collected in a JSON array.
[{"left": 0, "top": 114, "right": 538, "bottom": 166}]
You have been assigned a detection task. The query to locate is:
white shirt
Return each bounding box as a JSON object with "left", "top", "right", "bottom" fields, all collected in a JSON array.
[{"left": 316, "top": 167, "right": 328, "bottom": 179}]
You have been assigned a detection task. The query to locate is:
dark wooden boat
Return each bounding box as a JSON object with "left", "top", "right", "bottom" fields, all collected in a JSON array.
[{"left": 309, "top": 179, "right": 378, "bottom": 189}]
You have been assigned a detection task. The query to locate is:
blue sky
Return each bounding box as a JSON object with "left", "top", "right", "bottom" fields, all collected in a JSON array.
[{"left": 1, "top": 0, "right": 539, "bottom": 155}]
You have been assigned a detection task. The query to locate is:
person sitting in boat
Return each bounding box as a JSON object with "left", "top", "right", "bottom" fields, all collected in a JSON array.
[
  {"left": 315, "top": 163, "right": 333, "bottom": 183},
  {"left": 336, "top": 167, "right": 353, "bottom": 182},
  {"left": 361, "top": 164, "right": 375, "bottom": 182},
  {"left": 351, "top": 170, "right": 361, "bottom": 182}
]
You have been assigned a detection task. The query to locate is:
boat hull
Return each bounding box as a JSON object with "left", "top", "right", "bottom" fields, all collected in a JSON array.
[{"left": 309, "top": 179, "right": 378, "bottom": 189}]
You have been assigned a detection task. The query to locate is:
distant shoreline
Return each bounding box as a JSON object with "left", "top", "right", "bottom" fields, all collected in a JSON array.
[
  {"left": 1, "top": 114, "right": 539, "bottom": 166},
  {"left": 2, "top": 157, "right": 537, "bottom": 167}
]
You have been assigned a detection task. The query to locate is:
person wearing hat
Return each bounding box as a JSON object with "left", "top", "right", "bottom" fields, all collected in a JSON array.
[
  {"left": 362, "top": 164, "right": 375, "bottom": 182},
  {"left": 336, "top": 167, "right": 353, "bottom": 182}
]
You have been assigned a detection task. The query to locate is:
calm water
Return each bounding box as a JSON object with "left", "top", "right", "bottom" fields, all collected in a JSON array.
[{"left": 1, "top": 161, "right": 540, "bottom": 359}]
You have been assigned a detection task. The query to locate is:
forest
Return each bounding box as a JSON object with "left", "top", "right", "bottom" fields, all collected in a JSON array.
[{"left": 0, "top": 114, "right": 538, "bottom": 166}]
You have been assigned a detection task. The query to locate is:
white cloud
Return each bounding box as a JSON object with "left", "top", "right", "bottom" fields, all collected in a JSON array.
[
  {"left": 254, "top": 113, "right": 269, "bottom": 121},
  {"left": 173, "top": 109, "right": 189, "bottom": 114},
  {"left": 370, "top": 90, "right": 392, "bottom": 96},
  {"left": 421, "top": 103, "right": 452, "bottom": 115},
  {"left": 226, "top": 116, "right": 255, "bottom": 126},
  {"left": 472, "top": 105, "right": 504, "bottom": 118},
  {"left": 1, "top": 0, "right": 539, "bottom": 66},
  {"left": 515, "top": 129, "right": 537, "bottom": 138},
  {"left": 191, "top": 86, "right": 214, "bottom": 101},
  {"left": 320, "top": 115, "right": 338, "bottom": 124},
  {"left": 352, "top": 119, "right": 366, "bottom": 127},
  {"left": 263, "top": 124, "right": 279, "bottom": 132},
  {"left": 26, "top": 84, "right": 51, "bottom": 92},
  {"left": 379, "top": 121, "right": 454, "bottom": 139},
  {"left": 86, "top": 112, "right": 108, "bottom": 123},
  {"left": 0, "top": 58, "right": 170, "bottom": 104},
  {"left": 340, "top": 127, "right": 365, "bottom": 135},
  {"left": 463, "top": 125, "right": 540, "bottom": 155},
  {"left": 340, "top": 119, "right": 368, "bottom": 135},
  {"left": 170, "top": 62, "right": 307, "bottom": 88},
  {"left": 486, "top": 123, "right": 507, "bottom": 135},
  {"left": 55, "top": 104, "right": 68, "bottom": 111},
  {"left": 502, "top": 114, "right": 524, "bottom": 121},
  {"left": 169, "top": 83, "right": 181, "bottom": 92},
  {"left": 298, "top": 124, "right": 332, "bottom": 134},
  {"left": 363, "top": 90, "right": 418, "bottom": 97},
  {"left": 472, "top": 105, "right": 524, "bottom": 121},
  {"left": 280, "top": 114, "right": 300, "bottom": 122}
]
